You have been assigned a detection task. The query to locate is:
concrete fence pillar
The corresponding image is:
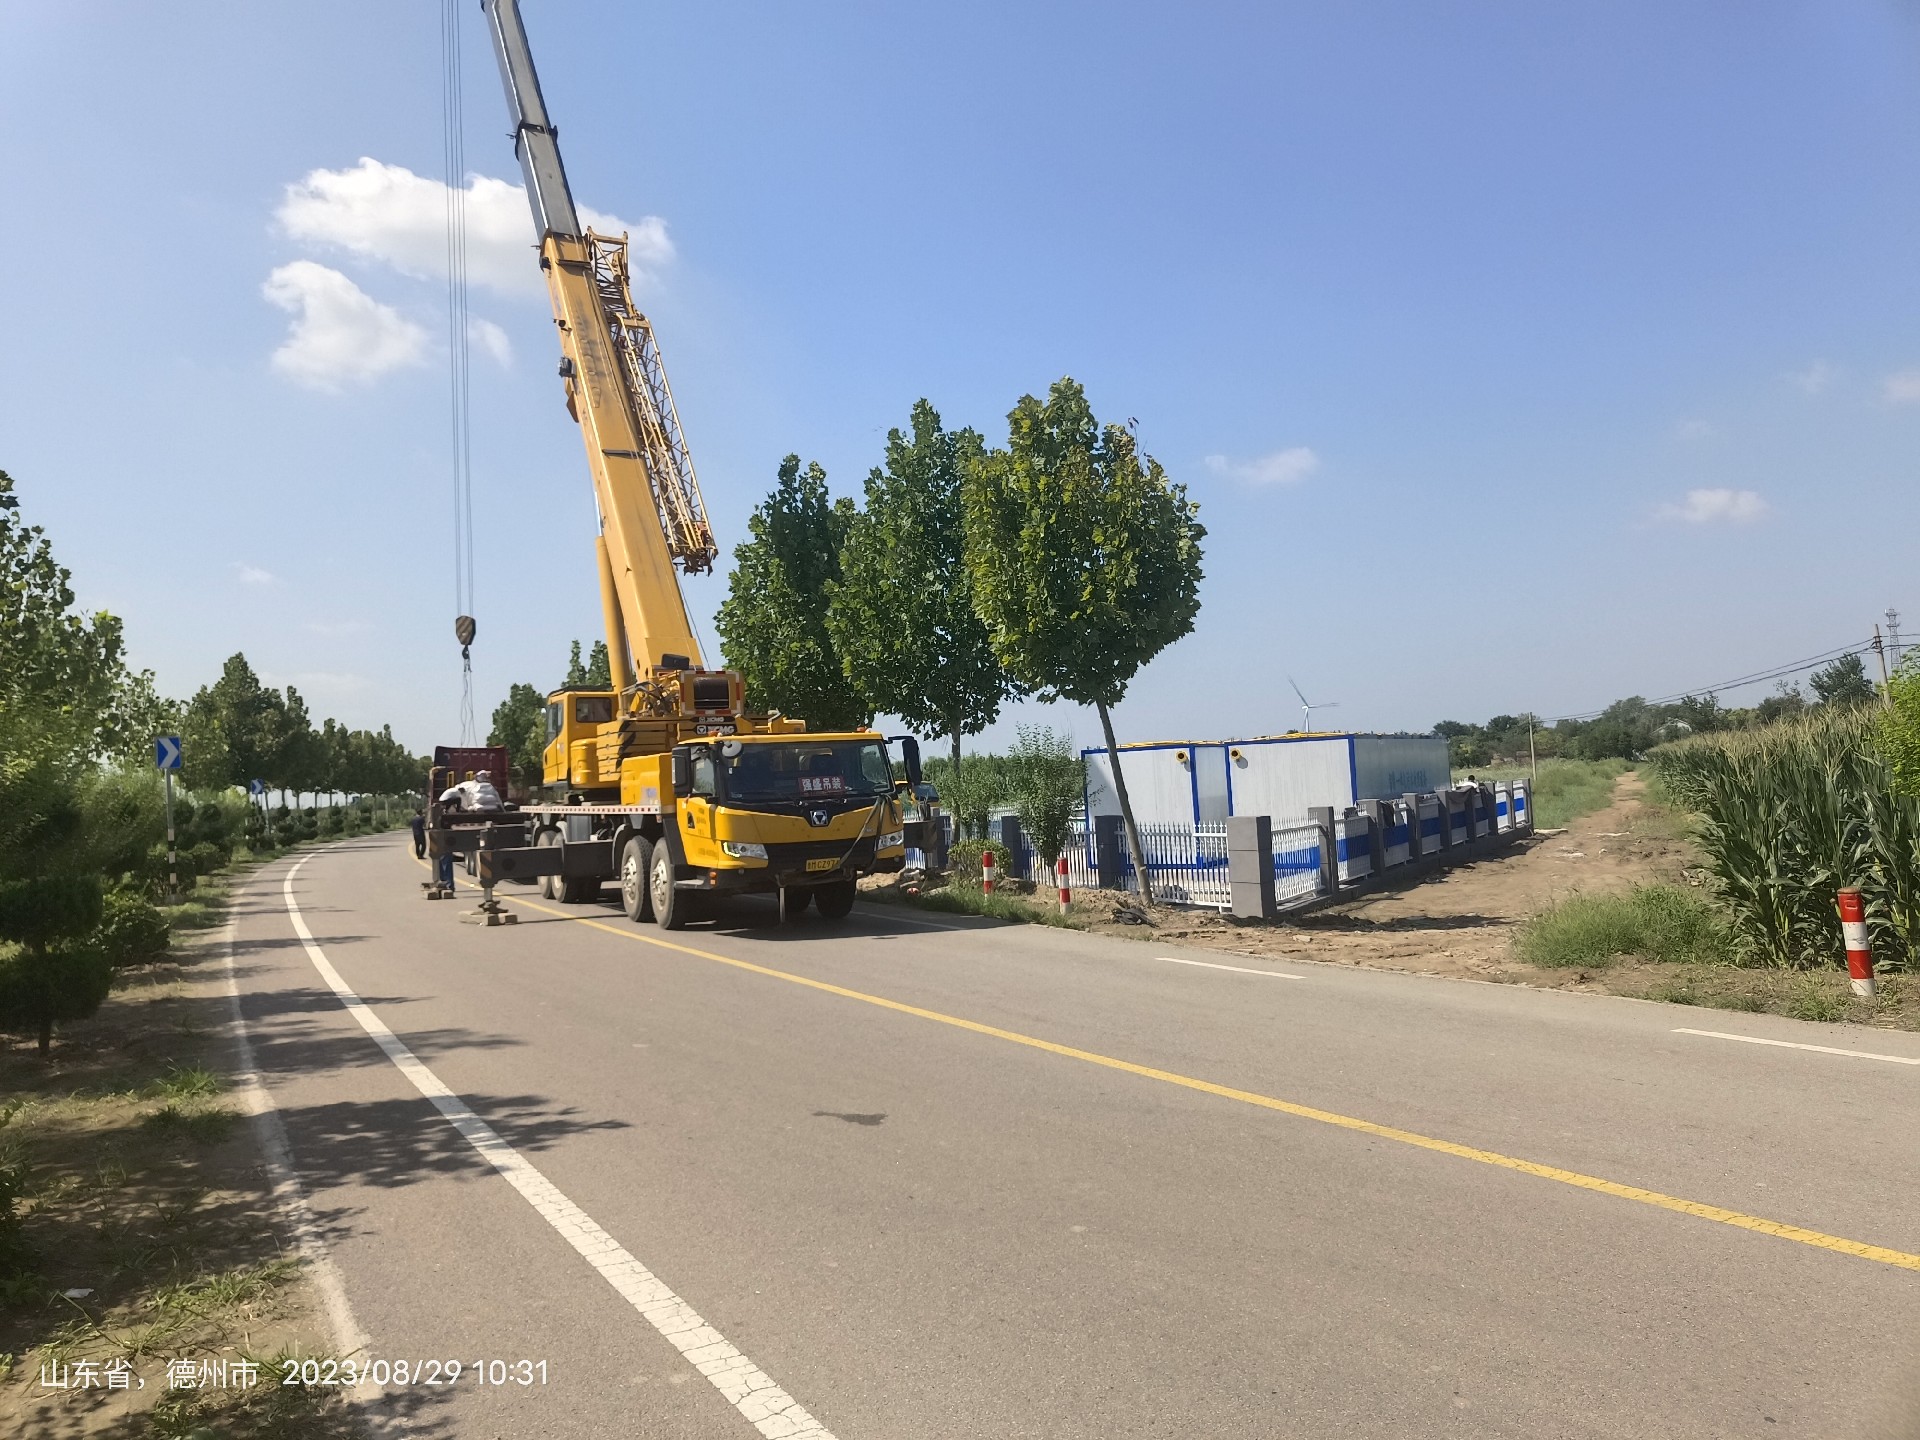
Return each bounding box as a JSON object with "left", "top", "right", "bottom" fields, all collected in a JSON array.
[
  {"left": 1227, "top": 815, "right": 1276, "bottom": 920},
  {"left": 1357, "top": 799, "right": 1389, "bottom": 875}
]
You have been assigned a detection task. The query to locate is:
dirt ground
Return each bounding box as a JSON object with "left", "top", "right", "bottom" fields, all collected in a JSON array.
[
  {"left": 0, "top": 896, "right": 360, "bottom": 1439},
  {"left": 886, "top": 777, "right": 1919, "bottom": 1031}
]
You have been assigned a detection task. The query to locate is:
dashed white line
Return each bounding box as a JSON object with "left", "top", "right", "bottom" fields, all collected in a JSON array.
[
  {"left": 1157, "top": 956, "right": 1304, "bottom": 980},
  {"left": 1673, "top": 1028, "right": 1920, "bottom": 1066},
  {"left": 281, "top": 857, "right": 836, "bottom": 1440}
]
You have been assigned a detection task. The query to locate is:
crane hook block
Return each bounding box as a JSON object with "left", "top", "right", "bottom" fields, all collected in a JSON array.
[{"left": 455, "top": 615, "right": 477, "bottom": 648}]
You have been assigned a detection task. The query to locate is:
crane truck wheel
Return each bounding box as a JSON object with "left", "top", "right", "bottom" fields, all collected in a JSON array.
[
  {"left": 649, "top": 845, "right": 694, "bottom": 930},
  {"left": 814, "top": 879, "right": 857, "bottom": 921},
  {"left": 536, "top": 829, "right": 562, "bottom": 900},
  {"left": 619, "top": 836, "right": 654, "bottom": 923}
]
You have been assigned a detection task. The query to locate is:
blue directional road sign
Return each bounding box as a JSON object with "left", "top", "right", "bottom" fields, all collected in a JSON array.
[
  {"left": 249, "top": 779, "right": 266, "bottom": 796},
  {"left": 155, "top": 736, "right": 182, "bottom": 772}
]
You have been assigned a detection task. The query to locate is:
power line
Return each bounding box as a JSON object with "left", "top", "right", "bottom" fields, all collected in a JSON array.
[{"left": 1549, "top": 638, "right": 1878, "bottom": 723}]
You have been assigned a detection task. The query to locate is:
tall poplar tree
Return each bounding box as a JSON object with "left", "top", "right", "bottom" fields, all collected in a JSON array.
[
  {"left": 716, "top": 455, "right": 867, "bottom": 731},
  {"left": 828, "top": 400, "right": 1017, "bottom": 768},
  {"left": 964, "top": 379, "right": 1205, "bottom": 904}
]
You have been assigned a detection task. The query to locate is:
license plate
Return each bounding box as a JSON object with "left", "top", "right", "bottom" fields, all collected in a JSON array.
[{"left": 805, "top": 857, "right": 838, "bottom": 872}]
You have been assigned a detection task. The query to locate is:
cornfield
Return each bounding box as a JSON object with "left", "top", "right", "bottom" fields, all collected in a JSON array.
[{"left": 1649, "top": 709, "right": 1920, "bottom": 970}]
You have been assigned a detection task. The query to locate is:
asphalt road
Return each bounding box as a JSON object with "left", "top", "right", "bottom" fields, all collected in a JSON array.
[{"left": 228, "top": 835, "right": 1920, "bottom": 1439}]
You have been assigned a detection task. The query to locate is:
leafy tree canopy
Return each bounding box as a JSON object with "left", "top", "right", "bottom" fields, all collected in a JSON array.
[
  {"left": 716, "top": 455, "right": 868, "bottom": 731},
  {"left": 1811, "top": 652, "right": 1876, "bottom": 709},
  {"left": 828, "top": 400, "right": 1016, "bottom": 767}
]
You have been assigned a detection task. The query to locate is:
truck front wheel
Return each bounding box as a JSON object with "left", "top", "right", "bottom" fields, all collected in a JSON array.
[
  {"left": 650, "top": 844, "right": 694, "bottom": 930},
  {"left": 814, "top": 879, "right": 856, "bottom": 921}
]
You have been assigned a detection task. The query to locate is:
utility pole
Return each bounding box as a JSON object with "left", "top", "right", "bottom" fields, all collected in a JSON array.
[
  {"left": 1874, "top": 625, "right": 1893, "bottom": 705},
  {"left": 1527, "top": 714, "right": 1538, "bottom": 784}
]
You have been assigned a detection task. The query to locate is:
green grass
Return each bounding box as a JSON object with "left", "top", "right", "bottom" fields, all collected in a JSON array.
[
  {"left": 1785, "top": 982, "right": 1848, "bottom": 1023},
  {"left": 1514, "top": 884, "right": 1733, "bottom": 969},
  {"left": 145, "top": 1064, "right": 224, "bottom": 1101},
  {"left": 1456, "top": 757, "right": 1630, "bottom": 829},
  {"left": 868, "top": 883, "right": 1081, "bottom": 928},
  {"left": 143, "top": 1103, "right": 240, "bottom": 1144}
]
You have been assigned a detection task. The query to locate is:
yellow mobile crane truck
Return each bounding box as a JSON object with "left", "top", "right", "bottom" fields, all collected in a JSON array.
[{"left": 471, "top": 0, "right": 918, "bottom": 928}]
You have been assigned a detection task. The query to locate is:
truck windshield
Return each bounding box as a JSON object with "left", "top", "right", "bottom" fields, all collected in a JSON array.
[{"left": 720, "top": 741, "right": 893, "bottom": 804}]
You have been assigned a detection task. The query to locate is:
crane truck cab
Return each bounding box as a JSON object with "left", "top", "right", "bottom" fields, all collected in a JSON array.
[{"left": 488, "top": 708, "right": 918, "bottom": 930}]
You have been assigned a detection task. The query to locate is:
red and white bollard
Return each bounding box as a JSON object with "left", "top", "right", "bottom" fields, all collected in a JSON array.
[
  {"left": 980, "top": 848, "right": 996, "bottom": 896},
  {"left": 1055, "top": 856, "right": 1071, "bottom": 913},
  {"left": 1838, "top": 887, "right": 1875, "bottom": 999}
]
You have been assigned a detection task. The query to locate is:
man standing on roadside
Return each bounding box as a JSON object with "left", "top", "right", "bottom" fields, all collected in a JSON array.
[{"left": 410, "top": 807, "right": 427, "bottom": 859}]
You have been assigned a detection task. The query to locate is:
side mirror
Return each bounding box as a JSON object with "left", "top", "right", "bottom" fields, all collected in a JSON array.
[
  {"left": 893, "top": 735, "right": 922, "bottom": 788},
  {"left": 670, "top": 746, "right": 693, "bottom": 795}
]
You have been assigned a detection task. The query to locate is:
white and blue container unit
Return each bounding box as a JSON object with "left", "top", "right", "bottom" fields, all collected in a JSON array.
[{"left": 1081, "top": 732, "right": 1453, "bottom": 829}]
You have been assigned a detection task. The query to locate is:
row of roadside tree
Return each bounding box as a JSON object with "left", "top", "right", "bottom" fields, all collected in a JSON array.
[{"left": 0, "top": 468, "right": 427, "bottom": 1055}]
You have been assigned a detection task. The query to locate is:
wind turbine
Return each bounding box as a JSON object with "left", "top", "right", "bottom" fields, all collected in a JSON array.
[{"left": 1287, "top": 676, "right": 1340, "bottom": 732}]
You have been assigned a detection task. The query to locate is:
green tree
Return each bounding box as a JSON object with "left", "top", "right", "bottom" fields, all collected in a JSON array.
[
  {"left": 716, "top": 455, "right": 868, "bottom": 731},
  {"left": 964, "top": 380, "right": 1205, "bottom": 904},
  {"left": 181, "top": 654, "right": 285, "bottom": 792},
  {"left": 1881, "top": 656, "right": 1920, "bottom": 798},
  {"left": 561, "top": 639, "right": 612, "bottom": 690},
  {"left": 828, "top": 401, "right": 1016, "bottom": 768},
  {"left": 1005, "top": 726, "right": 1086, "bottom": 872},
  {"left": 0, "top": 470, "right": 123, "bottom": 1052},
  {"left": 935, "top": 753, "right": 1009, "bottom": 840},
  {"left": 273, "top": 685, "right": 325, "bottom": 806},
  {"left": 1811, "top": 652, "right": 1875, "bottom": 709},
  {"left": 0, "top": 469, "right": 128, "bottom": 776},
  {"left": 0, "top": 871, "right": 109, "bottom": 1056},
  {"left": 489, "top": 683, "right": 548, "bottom": 791}
]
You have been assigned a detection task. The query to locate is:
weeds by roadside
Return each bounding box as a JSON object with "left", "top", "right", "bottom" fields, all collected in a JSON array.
[
  {"left": 1515, "top": 884, "right": 1732, "bottom": 969},
  {"left": 865, "top": 877, "right": 1083, "bottom": 928}
]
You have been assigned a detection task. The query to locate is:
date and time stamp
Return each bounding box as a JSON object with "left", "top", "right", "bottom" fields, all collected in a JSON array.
[{"left": 38, "top": 1356, "right": 550, "bottom": 1393}]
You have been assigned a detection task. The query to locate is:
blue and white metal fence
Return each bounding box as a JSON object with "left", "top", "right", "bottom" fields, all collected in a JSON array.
[{"left": 914, "top": 779, "right": 1530, "bottom": 915}]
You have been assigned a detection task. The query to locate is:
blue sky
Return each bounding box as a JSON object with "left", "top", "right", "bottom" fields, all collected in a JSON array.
[{"left": 4, "top": 2, "right": 1918, "bottom": 756}]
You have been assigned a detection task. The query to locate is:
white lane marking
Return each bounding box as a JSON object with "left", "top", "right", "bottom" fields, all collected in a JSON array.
[
  {"left": 1674, "top": 1028, "right": 1920, "bottom": 1066},
  {"left": 218, "top": 875, "right": 385, "bottom": 1421},
  {"left": 1157, "top": 956, "right": 1304, "bottom": 980},
  {"left": 281, "top": 858, "right": 836, "bottom": 1440}
]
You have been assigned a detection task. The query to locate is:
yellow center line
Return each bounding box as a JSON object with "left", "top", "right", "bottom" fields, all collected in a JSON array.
[{"left": 404, "top": 851, "right": 1920, "bottom": 1274}]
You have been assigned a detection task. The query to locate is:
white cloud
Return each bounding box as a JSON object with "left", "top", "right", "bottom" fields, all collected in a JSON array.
[
  {"left": 1203, "top": 446, "right": 1319, "bottom": 487},
  {"left": 262, "top": 261, "right": 429, "bottom": 390},
  {"left": 1884, "top": 369, "right": 1920, "bottom": 405},
  {"left": 1791, "top": 360, "right": 1835, "bottom": 394},
  {"left": 234, "top": 564, "right": 274, "bottom": 585},
  {"left": 469, "top": 316, "right": 512, "bottom": 367},
  {"left": 1657, "top": 488, "right": 1769, "bottom": 525},
  {"left": 274, "top": 157, "right": 671, "bottom": 298}
]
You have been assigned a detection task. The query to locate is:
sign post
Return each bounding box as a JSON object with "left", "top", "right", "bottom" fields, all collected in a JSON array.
[
  {"left": 249, "top": 779, "right": 269, "bottom": 845},
  {"left": 155, "top": 736, "right": 183, "bottom": 903}
]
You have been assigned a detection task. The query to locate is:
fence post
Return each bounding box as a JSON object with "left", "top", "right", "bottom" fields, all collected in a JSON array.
[
  {"left": 1358, "top": 799, "right": 1388, "bottom": 876},
  {"left": 1227, "top": 815, "right": 1276, "bottom": 920},
  {"left": 1094, "top": 814, "right": 1124, "bottom": 890},
  {"left": 1308, "top": 805, "right": 1337, "bottom": 897}
]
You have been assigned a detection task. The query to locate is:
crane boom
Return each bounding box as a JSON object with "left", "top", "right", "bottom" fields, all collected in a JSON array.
[{"left": 481, "top": 0, "right": 717, "bottom": 686}]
